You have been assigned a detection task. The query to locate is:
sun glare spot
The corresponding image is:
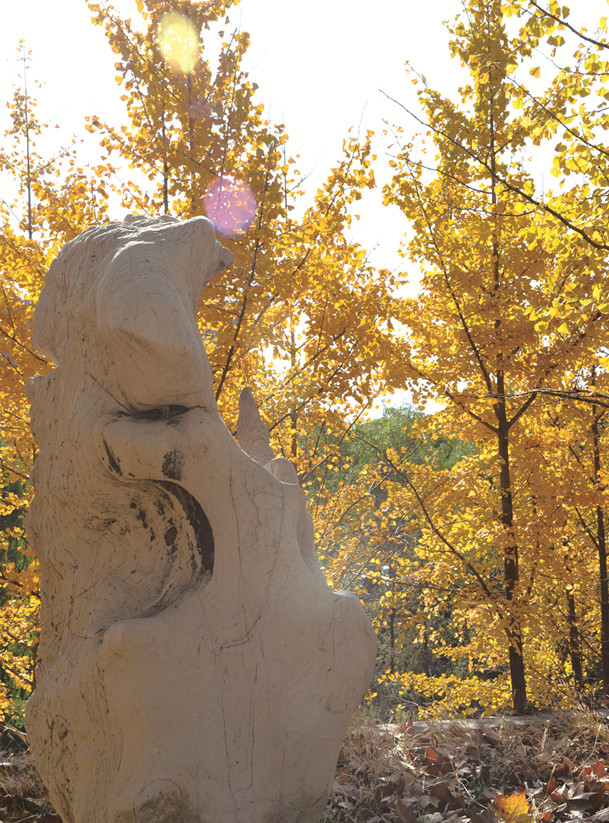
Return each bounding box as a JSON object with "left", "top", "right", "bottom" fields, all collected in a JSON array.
[
  {"left": 203, "top": 178, "right": 257, "bottom": 237},
  {"left": 157, "top": 12, "right": 199, "bottom": 75}
]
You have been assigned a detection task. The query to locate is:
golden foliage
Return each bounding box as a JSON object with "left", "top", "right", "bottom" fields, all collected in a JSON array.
[{"left": 4, "top": 0, "right": 609, "bottom": 723}]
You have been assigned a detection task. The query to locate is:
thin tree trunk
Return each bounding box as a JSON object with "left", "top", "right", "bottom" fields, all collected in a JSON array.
[
  {"left": 388, "top": 609, "right": 396, "bottom": 674},
  {"left": 592, "top": 409, "right": 609, "bottom": 690},
  {"left": 487, "top": 55, "right": 527, "bottom": 712},
  {"left": 566, "top": 584, "right": 584, "bottom": 691},
  {"left": 290, "top": 321, "right": 298, "bottom": 458},
  {"left": 496, "top": 375, "right": 527, "bottom": 713},
  {"left": 22, "top": 51, "right": 33, "bottom": 240},
  {"left": 187, "top": 74, "right": 196, "bottom": 214},
  {"left": 161, "top": 118, "right": 169, "bottom": 214},
  {"left": 423, "top": 623, "right": 431, "bottom": 677}
]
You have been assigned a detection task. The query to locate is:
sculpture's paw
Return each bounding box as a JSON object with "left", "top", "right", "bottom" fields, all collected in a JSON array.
[
  {"left": 100, "top": 616, "right": 171, "bottom": 664},
  {"left": 323, "top": 591, "right": 378, "bottom": 714}
]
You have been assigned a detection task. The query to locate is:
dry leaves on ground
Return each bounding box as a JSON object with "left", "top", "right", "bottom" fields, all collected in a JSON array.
[{"left": 323, "top": 709, "right": 609, "bottom": 822}]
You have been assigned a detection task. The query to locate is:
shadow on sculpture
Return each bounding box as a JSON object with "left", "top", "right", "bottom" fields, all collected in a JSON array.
[{"left": 25, "top": 215, "right": 377, "bottom": 823}]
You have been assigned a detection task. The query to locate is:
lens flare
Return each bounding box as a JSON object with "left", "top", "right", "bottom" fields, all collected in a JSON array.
[
  {"left": 157, "top": 12, "right": 199, "bottom": 74},
  {"left": 203, "top": 177, "right": 257, "bottom": 237}
]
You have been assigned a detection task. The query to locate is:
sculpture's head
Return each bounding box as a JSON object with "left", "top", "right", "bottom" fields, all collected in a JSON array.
[
  {"left": 32, "top": 215, "right": 233, "bottom": 413},
  {"left": 33, "top": 214, "right": 233, "bottom": 367}
]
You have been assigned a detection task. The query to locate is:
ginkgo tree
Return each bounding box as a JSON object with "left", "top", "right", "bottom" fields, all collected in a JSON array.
[
  {"left": 500, "top": 0, "right": 609, "bottom": 694},
  {"left": 380, "top": 0, "right": 609, "bottom": 713}
]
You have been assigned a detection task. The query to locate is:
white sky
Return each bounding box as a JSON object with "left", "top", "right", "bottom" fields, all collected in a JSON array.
[
  {"left": 0, "top": 0, "right": 458, "bottom": 157},
  {"left": 0, "top": 0, "right": 607, "bottom": 271},
  {"left": 0, "top": 0, "right": 460, "bottom": 272}
]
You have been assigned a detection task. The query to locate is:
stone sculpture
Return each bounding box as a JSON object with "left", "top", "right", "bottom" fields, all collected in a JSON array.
[{"left": 25, "top": 215, "right": 377, "bottom": 823}]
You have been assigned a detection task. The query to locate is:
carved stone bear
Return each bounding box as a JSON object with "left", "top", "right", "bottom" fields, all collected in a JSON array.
[{"left": 26, "top": 215, "right": 377, "bottom": 823}]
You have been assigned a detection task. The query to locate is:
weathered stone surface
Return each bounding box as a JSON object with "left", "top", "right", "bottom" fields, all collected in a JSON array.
[{"left": 25, "top": 215, "right": 377, "bottom": 823}]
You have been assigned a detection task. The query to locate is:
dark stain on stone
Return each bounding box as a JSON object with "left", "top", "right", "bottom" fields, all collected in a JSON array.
[
  {"left": 164, "top": 525, "right": 178, "bottom": 546},
  {"left": 103, "top": 441, "right": 122, "bottom": 475},
  {"left": 136, "top": 509, "right": 148, "bottom": 528},
  {"left": 133, "top": 404, "right": 190, "bottom": 421},
  {"left": 161, "top": 449, "right": 183, "bottom": 481},
  {"left": 114, "top": 788, "right": 199, "bottom": 823},
  {"left": 158, "top": 482, "right": 214, "bottom": 578}
]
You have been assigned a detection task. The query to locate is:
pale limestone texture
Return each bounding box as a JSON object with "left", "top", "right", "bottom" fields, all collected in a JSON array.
[{"left": 25, "top": 215, "right": 377, "bottom": 823}]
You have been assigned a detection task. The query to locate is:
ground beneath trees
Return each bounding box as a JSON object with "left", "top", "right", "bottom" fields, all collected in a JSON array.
[
  {"left": 323, "top": 708, "right": 609, "bottom": 822},
  {"left": 2, "top": 711, "right": 609, "bottom": 822}
]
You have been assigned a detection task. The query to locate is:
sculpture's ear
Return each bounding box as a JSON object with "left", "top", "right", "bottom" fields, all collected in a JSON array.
[{"left": 237, "top": 387, "right": 275, "bottom": 465}]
